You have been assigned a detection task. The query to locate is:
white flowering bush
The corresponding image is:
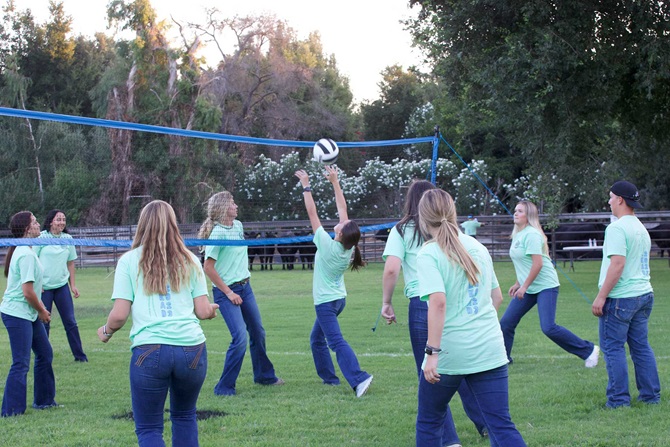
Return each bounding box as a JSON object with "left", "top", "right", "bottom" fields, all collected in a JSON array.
[{"left": 236, "top": 152, "right": 511, "bottom": 220}]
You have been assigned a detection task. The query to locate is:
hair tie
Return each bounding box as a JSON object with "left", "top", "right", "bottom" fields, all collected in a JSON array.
[{"left": 441, "top": 218, "right": 448, "bottom": 224}]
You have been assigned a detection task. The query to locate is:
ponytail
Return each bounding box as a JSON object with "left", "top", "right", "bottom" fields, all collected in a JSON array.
[
  {"left": 5, "top": 211, "right": 33, "bottom": 277},
  {"left": 350, "top": 245, "right": 367, "bottom": 271},
  {"left": 4, "top": 247, "right": 16, "bottom": 278},
  {"left": 418, "top": 190, "right": 480, "bottom": 285}
]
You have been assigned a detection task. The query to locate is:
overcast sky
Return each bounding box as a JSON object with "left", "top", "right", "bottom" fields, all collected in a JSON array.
[{"left": 23, "top": 0, "right": 424, "bottom": 103}]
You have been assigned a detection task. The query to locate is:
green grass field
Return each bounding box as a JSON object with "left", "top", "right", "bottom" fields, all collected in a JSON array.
[{"left": 0, "top": 260, "right": 667, "bottom": 446}]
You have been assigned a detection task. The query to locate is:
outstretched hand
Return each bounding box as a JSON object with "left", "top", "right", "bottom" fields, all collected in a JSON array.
[
  {"left": 323, "top": 165, "right": 339, "bottom": 184},
  {"left": 295, "top": 170, "right": 310, "bottom": 188}
]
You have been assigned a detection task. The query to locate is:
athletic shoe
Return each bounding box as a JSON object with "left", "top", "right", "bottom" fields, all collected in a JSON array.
[
  {"left": 444, "top": 444, "right": 462, "bottom": 447},
  {"left": 270, "top": 378, "right": 285, "bottom": 386},
  {"left": 355, "top": 375, "right": 373, "bottom": 398},
  {"left": 585, "top": 345, "right": 600, "bottom": 368}
]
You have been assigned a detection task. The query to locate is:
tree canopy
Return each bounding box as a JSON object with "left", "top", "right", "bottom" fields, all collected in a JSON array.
[{"left": 408, "top": 0, "right": 670, "bottom": 212}]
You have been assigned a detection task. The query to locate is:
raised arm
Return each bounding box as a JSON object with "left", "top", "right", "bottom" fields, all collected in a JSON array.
[
  {"left": 324, "top": 165, "right": 348, "bottom": 222},
  {"left": 295, "top": 170, "right": 322, "bottom": 233}
]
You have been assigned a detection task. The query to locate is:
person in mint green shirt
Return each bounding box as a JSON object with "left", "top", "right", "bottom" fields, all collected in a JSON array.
[
  {"left": 295, "top": 166, "right": 372, "bottom": 398},
  {"left": 97, "top": 200, "right": 219, "bottom": 446},
  {"left": 591, "top": 181, "right": 660, "bottom": 409},
  {"left": 382, "top": 179, "right": 487, "bottom": 443},
  {"left": 1, "top": 211, "right": 57, "bottom": 417},
  {"left": 198, "top": 191, "right": 283, "bottom": 396},
  {"left": 415, "top": 189, "right": 525, "bottom": 447},
  {"left": 499, "top": 200, "right": 598, "bottom": 367},
  {"left": 460, "top": 215, "right": 483, "bottom": 238},
  {"left": 34, "top": 209, "right": 87, "bottom": 362}
]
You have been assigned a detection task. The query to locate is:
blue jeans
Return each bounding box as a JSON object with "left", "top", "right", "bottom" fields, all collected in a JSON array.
[
  {"left": 212, "top": 282, "right": 278, "bottom": 395},
  {"left": 599, "top": 293, "right": 661, "bottom": 408},
  {"left": 130, "top": 343, "right": 207, "bottom": 447},
  {"left": 311, "top": 298, "right": 371, "bottom": 389},
  {"left": 417, "top": 365, "right": 526, "bottom": 447},
  {"left": 1, "top": 313, "right": 57, "bottom": 417},
  {"left": 408, "top": 297, "right": 487, "bottom": 442},
  {"left": 42, "top": 284, "right": 87, "bottom": 361},
  {"left": 499, "top": 286, "right": 593, "bottom": 362}
]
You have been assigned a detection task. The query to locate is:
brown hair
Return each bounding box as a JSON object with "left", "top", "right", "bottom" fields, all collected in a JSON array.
[
  {"left": 132, "top": 200, "right": 198, "bottom": 295},
  {"left": 4, "top": 211, "right": 33, "bottom": 277},
  {"left": 396, "top": 179, "right": 436, "bottom": 247},
  {"left": 340, "top": 220, "right": 366, "bottom": 271},
  {"left": 418, "top": 189, "right": 480, "bottom": 285}
]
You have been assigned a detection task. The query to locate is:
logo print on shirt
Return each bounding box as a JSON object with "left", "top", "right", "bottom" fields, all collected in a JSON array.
[
  {"left": 159, "top": 284, "right": 173, "bottom": 317},
  {"left": 465, "top": 283, "right": 479, "bottom": 315}
]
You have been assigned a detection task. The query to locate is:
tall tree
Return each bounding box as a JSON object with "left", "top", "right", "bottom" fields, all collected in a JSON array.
[
  {"left": 360, "top": 65, "right": 424, "bottom": 162},
  {"left": 409, "top": 0, "right": 670, "bottom": 211}
]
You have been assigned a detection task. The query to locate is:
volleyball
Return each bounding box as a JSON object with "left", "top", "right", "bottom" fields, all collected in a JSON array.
[{"left": 313, "top": 138, "right": 339, "bottom": 164}]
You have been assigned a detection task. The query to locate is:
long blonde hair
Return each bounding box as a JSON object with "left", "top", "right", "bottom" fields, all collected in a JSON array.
[
  {"left": 132, "top": 200, "right": 197, "bottom": 295},
  {"left": 418, "top": 189, "right": 480, "bottom": 285},
  {"left": 197, "top": 191, "right": 234, "bottom": 241},
  {"left": 511, "top": 200, "right": 549, "bottom": 256}
]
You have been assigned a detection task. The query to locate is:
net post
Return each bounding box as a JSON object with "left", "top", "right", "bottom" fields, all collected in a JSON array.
[{"left": 431, "top": 126, "right": 440, "bottom": 185}]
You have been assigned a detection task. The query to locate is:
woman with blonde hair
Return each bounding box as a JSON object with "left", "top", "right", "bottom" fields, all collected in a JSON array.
[
  {"left": 415, "top": 189, "right": 526, "bottom": 447},
  {"left": 381, "top": 179, "right": 487, "bottom": 443},
  {"left": 499, "top": 200, "right": 598, "bottom": 366},
  {"left": 199, "top": 191, "right": 283, "bottom": 396},
  {"left": 295, "top": 166, "right": 373, "bottom": 397},
  {"left": 98, "top": 200, "right": 218, "bottom": 446},
  {"left": 1, "top": 211, "right": 58, "bottom": 417}
]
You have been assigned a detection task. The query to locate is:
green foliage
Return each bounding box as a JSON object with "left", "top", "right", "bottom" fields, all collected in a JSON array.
[{"left": 408, "top": 0, "right": 670, "bottom": 212}]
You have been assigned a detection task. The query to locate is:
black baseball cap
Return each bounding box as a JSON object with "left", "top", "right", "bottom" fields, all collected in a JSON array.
[{"left": 610, "top": 181, "right": 643, "bottom": 209}]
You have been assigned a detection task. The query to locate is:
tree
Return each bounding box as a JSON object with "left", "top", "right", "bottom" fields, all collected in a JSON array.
[
  {"left": 360, "top": 65, "right": 425, "bottom": 162},
  {"left": 408, "top": 0, "right": 670, "bottom": 211}
]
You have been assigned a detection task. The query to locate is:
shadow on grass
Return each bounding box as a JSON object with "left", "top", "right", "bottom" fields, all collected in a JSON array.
[{"left": 112, "top": 409, "right": 227, "bottom": 421}]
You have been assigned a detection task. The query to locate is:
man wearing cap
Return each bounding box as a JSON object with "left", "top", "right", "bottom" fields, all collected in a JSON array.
[
  {"left": 461, "top": 216, "right": 483, "bottom": 239},
  {"left": 591, "top": 181, "right": 661, "bottom": 409}
]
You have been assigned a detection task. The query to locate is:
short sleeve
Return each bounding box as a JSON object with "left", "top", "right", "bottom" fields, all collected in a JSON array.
[
  {"left": 417, "top": 246, "right": 445, "bottom": 300},
  {"left": 111, "top": 253, "right": 135, "bottom": 302},
  {"left": 604, "top": 225, "right": 627, "bottom": 258},
  {"left": 382, "top": 227, "right": 405, "bottom": 261},
  {"left": 524, "top": 231, "right": 544, "bottom": 256}
]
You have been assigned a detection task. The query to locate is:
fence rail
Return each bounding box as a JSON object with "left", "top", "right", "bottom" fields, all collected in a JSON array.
[{"left": 0, "top": 212, "right": 668, "bottom": 269}]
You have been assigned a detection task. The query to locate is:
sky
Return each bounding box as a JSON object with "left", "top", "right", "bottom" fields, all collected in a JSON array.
[{"left": 23, "top": 0, "right": 424, "bottom": 103}]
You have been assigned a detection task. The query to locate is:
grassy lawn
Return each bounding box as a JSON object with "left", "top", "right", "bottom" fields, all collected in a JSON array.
[{"left": 0, "top": 259, "right": 667, "bottom": 446}]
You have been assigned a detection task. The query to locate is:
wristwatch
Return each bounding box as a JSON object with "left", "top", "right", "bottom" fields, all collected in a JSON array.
[{"left": 425, "top": 345, "right": 442, "bottom": 355}]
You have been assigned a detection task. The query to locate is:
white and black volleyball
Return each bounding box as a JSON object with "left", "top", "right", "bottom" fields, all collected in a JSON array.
[{"left": 312, "top": 138, "right": 339, "bottom": 165}]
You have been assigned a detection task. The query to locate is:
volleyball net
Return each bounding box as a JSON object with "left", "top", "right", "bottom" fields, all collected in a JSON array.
[{"left": 0, "top": 107, "right": 509, "bottom": 261}]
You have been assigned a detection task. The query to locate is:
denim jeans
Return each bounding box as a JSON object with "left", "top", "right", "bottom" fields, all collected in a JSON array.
[
  {"left": 408, "top": 297, "right": 487, "bottom": 442},
  {"left": 212, "top": 282, "right": 278, "bottom": 395},
  {"left": 42, "top": 284, "right": 87, "bottom": 361},
  {"left": 130, "top": 343, "right": 207, "bottom": 447},
  {"left": 1, "top": 313, "right": 57, "bottom": 417},
  {"left": 417, "top": 365, "right": 526, "bottom": 447},
  {"left": 499, "top": 286, "right": 593, "bottom": 362},
  {"left": 311, "top": 298, "right": 371, "bottom": 389},
  {"left": 599, "top": 293, "right": 661, "bottom": 408}
]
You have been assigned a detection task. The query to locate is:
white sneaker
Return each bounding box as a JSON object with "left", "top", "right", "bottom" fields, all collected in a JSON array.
[
  {"left": 585, "top": 345, "right": 600, "bottom": 368},
  {"left": 355, "top": 375, "right": 373, "bottom": 398}
]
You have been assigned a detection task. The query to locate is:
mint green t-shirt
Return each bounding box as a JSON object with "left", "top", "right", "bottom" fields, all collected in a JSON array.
[
  {"left": 34, "top": 230, "right": 77, "bottom": 290},
  {"left": 312, "top": 226, "right": 352, "bottom": 305},
  {"left": 509, "top": 226, "right": 559, "bottom": 294},
  {"left": 111, "top": 247, "right": 208, "bottom": 349},
  {"left": 204, "top": 221, "right": 250, "bottom": 286},
  {"left": 382, "top": 223, "right": 422, "bottom": 298},
  {"left": 0, "top": 246, "right": 44, "bottom": 321},
  {"left": 598, "top": 215, "right": 653, "bottom": 298},
  {"left": 461, "top": 220, "right": 482, "bottom": 236},
  {"left": 417, "top": 235, "right": 507, "bottom": 375}
]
